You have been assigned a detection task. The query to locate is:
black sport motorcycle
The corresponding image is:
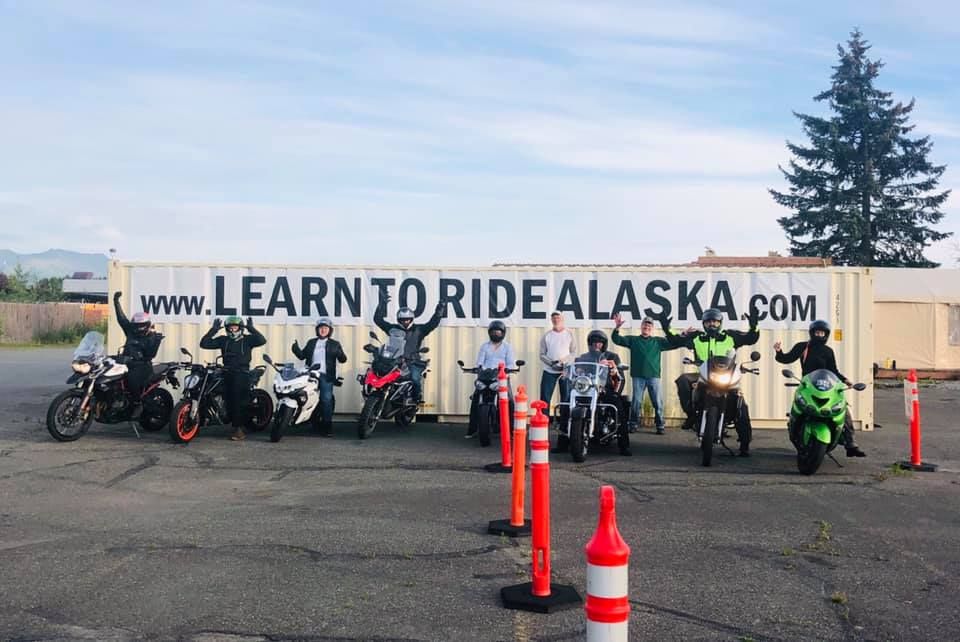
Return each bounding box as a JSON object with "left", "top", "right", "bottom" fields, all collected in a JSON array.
[
  {"left": 46, "top": 331, "right": 181, "bottom": 442},
  {"left": 169, "top": 347, "right": 273, "bottom": 443}
]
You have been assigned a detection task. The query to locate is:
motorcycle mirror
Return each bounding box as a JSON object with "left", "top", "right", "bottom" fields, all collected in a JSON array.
[
  {"left": 457, "top": 359, "right": 465, "bottom": 367},
  {"left": 369, "top": 331, "right": 378, "bottom": 340},
  {"left": 785, "top": 382, "right": 800, "bottom": 387},
  {"left": 853, "top": 383, "right": 867, "bottom": 391},
  {"left": 750, "top": 351, "right": 762, "bottom": 362},
  {"left": 363, "top": 344, "right": 376, "bottom": 353},
  {"left": 180, "top": 347, "right": 191, "bottom": 357},
  {"left": 781, "top": 368, "right": 795, "bottom": 379},
  {"left": 263, "top": 354, "right": 273, "bottom": 365},
  {"left": 683, "top": 357, "right": 695, "bottom": 365},
  {"left": 516, "top": 359, "right": 525, "bottom": 367},
  {"left": 620, "top": 364, "right": 629, "bottom": 371},
  {"left": 419, "top": 347, "right": 430, "bottom": 353}
]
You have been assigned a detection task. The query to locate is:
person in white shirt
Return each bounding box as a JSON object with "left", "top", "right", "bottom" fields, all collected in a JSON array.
[
  {"left": 291, "top": 318, "right": 347, "bottom": 437},
  {"left": 466, "top": 320, "right": 517, "bottom": 438},
  {"left": 539, "top": 311, "right": 575, "bottom": 416}
]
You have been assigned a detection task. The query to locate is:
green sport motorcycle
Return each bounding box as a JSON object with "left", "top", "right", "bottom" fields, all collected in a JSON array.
[{"left": 782, "top": 368, "right": 866, "bottom": 475}]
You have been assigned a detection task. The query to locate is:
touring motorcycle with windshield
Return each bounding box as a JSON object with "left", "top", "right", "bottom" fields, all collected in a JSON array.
[
  {"left": 356, "top": 329, "right": 429, "bottom": 439},
  {"left": 46, "top": 331, "right": 181, "bottom": 441},
  {"left": 553, "top": 360, "right": 629, "bottom": 463}
]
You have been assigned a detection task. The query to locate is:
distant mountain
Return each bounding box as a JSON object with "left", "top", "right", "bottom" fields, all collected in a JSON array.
[{"left": 0, "top": 249, "right": 109, "bottom": 279}]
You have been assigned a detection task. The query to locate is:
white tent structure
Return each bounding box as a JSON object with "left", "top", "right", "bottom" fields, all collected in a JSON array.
[{"left": 874, "top": 268, "right": 960, "bottom": 371}]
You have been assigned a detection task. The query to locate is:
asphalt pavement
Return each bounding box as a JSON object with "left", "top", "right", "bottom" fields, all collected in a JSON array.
[{"left": 1, "top": 347, "right": 958, "bottom": 641}]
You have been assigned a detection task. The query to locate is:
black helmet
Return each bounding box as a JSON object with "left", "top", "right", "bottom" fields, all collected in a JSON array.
[
  {"left": 397, "top": 307, "right": 415, "bottom": 327},
  {"left": 702, "top": 308, "right": 723, "bottom": 337},
  {"left": 315, "top": 317, "right": 333, "bottom": 336},
  {"left": 587, "top": 329, "right": 608, "bottom": 352},
  {"left": 488, "top": 320, "right": 506, "bottom": 343},
  {"left": 809, "top": 319, "right": 830, "bottom": 344}
]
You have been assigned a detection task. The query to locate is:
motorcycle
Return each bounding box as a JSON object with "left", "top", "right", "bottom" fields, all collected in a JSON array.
[
  {"left": 169, "top": 347, "right": 273, "bottom": 443},
  {"left": 782, "top": 368, "right": 867, "bottom": 475},
  {"left": 685, "top": 349, "right": 761, "bottom": 467},
  {"left": 456, "top": 359, "right": 525, "bottom": 447},
  {"left": 553, "top": 360, "right": 629, "bottom": 463},
  {"left": 46, "top": 331, "right": 181, "bottom": 442},
  {"left": 263, "top": 354, "right": 343, "bottom": 443},
  {"left": 356, "top": 329, "right": 429, "bottom": 439}
]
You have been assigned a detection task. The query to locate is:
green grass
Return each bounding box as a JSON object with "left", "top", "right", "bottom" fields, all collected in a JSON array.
[{"left": 32, "top": 319, "right": 108, "bottom": 346}]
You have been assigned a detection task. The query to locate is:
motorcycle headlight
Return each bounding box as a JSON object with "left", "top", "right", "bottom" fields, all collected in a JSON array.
[
  {"left": 71, "top": 361, "right": 92, "bottom": 374},
  {"left": 184, "top": 374, "right": 200, "bottom": 390},
  {"left": 475, "top": 380, "right": 487, "bottom": 390},
  {"left": 830, "top": 403, "right": 844, "bottom": 414},
  {"left": 574, "top": 376, "right": 591, "bottom": 394},
  {"left": 709, "top": 372, "right": 732, "bottom": 386},
  {"left": 796, "top": 395, "right": 808, "bottom": 409}
]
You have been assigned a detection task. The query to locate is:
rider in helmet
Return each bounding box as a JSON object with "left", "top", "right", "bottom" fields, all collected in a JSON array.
[
  {"left": 673, "top": 306, "right": 760, "bottom": 456},
  {"left": 112, "top": 291, "right": 164, "bottom": 401},
  {"left": 373, "top": 292, "right": 447, "bottom": 403},
  {"left": 775, "top": 319, "right": 865, "bottom": 457},
  {"left": 200, "top": 314, "right": 267, "bottom": 441},
  {"left": 466, "top": 320, "right": 517, "bottom": 438},
  {"left": 552, "top": 329, "right": 632, "bottom": 456},
  {"left": 292, "top": 317, "right": 348, "bottom": 437}
]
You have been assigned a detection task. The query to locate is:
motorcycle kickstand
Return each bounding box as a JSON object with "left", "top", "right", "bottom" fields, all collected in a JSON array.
[
  {"left": 828, "top": 452, "right": 844, "bottom": 468},
  {"left": 721, "top": 441, "right": 737, "bottom": 457},
  {"left": 128, "top": 421, "right": 141, "bottom": 439}
]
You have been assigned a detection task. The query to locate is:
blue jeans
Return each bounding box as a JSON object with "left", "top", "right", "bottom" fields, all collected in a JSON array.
[
  {"left": 408, "top": 362, "right": 425, "bottom": 400},
  {"left": 317, "top": 378, "right": 335, "bottom": 425},
  {"left": 631, "top": 377, "right": 664, "bottom": 428},
  {"left": 539, "top": 371, "right": 570, "bottom": 417}
]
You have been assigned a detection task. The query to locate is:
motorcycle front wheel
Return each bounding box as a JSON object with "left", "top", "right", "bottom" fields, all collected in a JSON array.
[
  {"left": 270, "top": 404, "right": 294, "bottom": 443},
  {"left": 700, "top": 406, "right": 719, "bottom": 467},
  {"left": 569, "top": 410, "right": 589, "bottom": 463},
  {"left": 46, "top": 389, "right": 93, "bottom": 442},
  {"left": 139, "top": 388, "right": 174, "bottom": 432},
  {"left": 358, "top": 395, "right": 383, "bottom": 439},
  {"left": 798, "top": 440, "right": 828, "bottom": 476},
  {"left": 246, "top": 389, "right": 274, "bottom": 432},
  {"left": 478, "top": 405, "right": 495, "bottom": 447},
  {"left": 170, "top": 400, "right": 200, "bottom": 444}
]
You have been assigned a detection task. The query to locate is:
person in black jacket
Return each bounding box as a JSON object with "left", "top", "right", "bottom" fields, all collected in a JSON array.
[
  {"left": 775, "top": 319, "right": 866, "bottom": 457},
  {"left": 373, "top": 293, "right": 445, "bottom": 403},
  {"left": 291, "top": 317, "right": 347, "bottom": 437},
  {"left": 199, "top": 315, "right": 266, "bottom": 441},
  {"left": 113, "top": 291, "right": 163, "bottom": 403}
]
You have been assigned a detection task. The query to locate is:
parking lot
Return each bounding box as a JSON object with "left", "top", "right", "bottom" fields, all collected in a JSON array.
[{"left": 1, "top": 346, "right": 959, "bottom": 641}]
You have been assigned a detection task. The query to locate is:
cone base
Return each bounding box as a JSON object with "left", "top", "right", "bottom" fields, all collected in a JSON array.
[
  {"left": 500, "top": 582, "right": 582, "bottom": 613},
  {"left": 487, "top": 519, "right": 532, "bottom": 537},
  {"left": 898, "top": 460, "right": 938, "bottom": 472},
  {"left": 484, "top": 462, "right": 512, "bottom": 473}
]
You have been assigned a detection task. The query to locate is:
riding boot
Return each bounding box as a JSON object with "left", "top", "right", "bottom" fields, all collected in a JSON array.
[{"left": 842, "top": 412, "right": 865, "bottom": 457}]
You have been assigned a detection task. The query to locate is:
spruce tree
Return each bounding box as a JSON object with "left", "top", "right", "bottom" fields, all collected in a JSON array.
[{"left": 770, "top": 29, "right": 951, "bottom": 267}]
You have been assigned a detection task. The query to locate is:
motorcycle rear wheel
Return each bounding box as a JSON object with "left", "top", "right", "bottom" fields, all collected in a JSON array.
[
  {"left": 170, "top": 400, "right": 200, "bottom": 443},
  {"left": 701, "top": 406, "right": 719, "bottom": 467},
  {"left": 270, "top": 404, "right": 293, "bottom": 443},
  {"left": 246, "top": 389, "right": 274, "bottom": 432},
  {"left": 358, "top": 395, "right": 382, "bottom": 439},
  {"left": 46, "top": 390, "right": 93, "bottom": 442},
  {"left": 139, "top": 388, "right": 173, "bottom": 432},
  {"left": 798, "top": 440, "right": 828, "bottom": 476}
]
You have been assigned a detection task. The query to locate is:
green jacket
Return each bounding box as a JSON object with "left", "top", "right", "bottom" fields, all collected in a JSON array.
[{"left": 611, "top": 329, "right": 685, "bottom": 379}]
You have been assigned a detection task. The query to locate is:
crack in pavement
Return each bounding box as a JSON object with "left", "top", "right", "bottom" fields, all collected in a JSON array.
[
  {"left": 631, "top": 599, "right": 787, "bottom": 641},
  {"left": 104, "top": 542, "right": 512, "bottom": 563},
  {"left": 104, "top": 455, "right": 160, "bottom": 488}
]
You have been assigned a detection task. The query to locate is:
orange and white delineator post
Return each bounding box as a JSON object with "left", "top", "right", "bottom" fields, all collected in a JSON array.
[
  {"left": 584, "top": 486, "right": 631, "bottom": 641},
  {"left": 898, "top": 369, "right": 937, "bottom": 472},
  {"left": 488, "top": 385, "right": 531, "bottom": 537},
  {"left": 484, "top": 361, "right": 513, "bottom": 473},
  {"left": 501, "top": 400, "right": 581, "bottom": 613}
]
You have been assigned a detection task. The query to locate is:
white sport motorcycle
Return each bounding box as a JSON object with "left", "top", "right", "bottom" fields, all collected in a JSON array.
[
  {"left": 262, "top": 354, "right": 341, "bottom": 442},
  {"left": 553, "top": 361, "right": 629, "bottom": 462}
]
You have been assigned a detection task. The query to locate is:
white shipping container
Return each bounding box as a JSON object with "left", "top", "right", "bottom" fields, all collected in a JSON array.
[{"left": 108, "top": 261, "right": 874, "bottom": 430}]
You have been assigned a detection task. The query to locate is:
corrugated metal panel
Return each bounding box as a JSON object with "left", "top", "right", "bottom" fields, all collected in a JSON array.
[{"left": 108, "top": 262, "right": 873, "bottom": 430}]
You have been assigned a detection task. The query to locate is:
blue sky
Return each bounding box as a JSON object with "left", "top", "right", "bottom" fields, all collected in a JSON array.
[{"left": 1, "top": 0, "right": 958, "bottom": 266}]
